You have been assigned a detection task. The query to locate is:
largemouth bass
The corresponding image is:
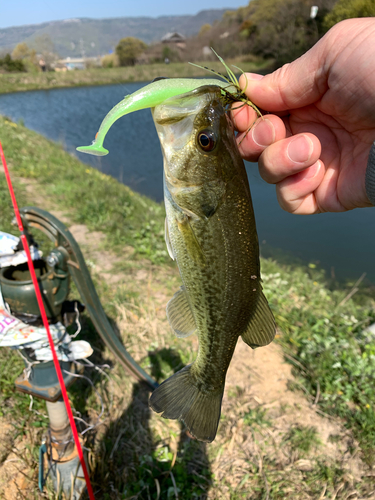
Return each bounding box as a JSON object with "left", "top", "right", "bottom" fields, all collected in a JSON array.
[
  {"left": 76, "top": 65, "right": 275, "bottom": 443},
  {"left": 149, "top": 85, "right": 276, "bottom": 442}
]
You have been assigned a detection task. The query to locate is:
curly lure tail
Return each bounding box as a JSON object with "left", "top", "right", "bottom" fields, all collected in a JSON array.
[
  {"left": 76, "top": 77, "right": 236, "bottom": 157},
  {"left": 149, "top": 365, "right": 224, "bottom": 443}
]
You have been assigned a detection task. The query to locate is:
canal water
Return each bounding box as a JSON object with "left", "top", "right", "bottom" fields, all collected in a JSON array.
[{"left": 0, "top": 82, "right": 374, "bottom": 283}]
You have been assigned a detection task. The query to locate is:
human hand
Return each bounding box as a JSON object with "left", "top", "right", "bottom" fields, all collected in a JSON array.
[{"left": 232, "top": 18, "right": 375, "bottom": 214}]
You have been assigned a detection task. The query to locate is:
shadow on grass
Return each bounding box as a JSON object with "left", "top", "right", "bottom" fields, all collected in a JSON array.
[{"left": 88, "top": 347, "right": 212, "bottom": 499}]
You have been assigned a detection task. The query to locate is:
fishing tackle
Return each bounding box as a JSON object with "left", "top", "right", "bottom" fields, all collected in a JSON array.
[{"left": 76, "top": 52, "right": 261, "bottom": 157}]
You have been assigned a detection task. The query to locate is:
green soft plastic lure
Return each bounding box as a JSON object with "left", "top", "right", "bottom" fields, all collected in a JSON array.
[{"left": 76, "top": 52, "right": 261, "bottom": 157}]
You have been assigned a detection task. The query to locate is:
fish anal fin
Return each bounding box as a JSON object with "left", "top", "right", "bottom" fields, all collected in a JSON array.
[
  {"left": 241, "top": 291, "right": 276, "bottom": 348},
  {"left": 166, "top": 287, "right": 196, "bottom": 338}
]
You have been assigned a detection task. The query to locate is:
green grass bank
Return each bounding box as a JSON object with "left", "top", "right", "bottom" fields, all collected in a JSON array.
[
  {"left": 0, "top": 59, "right": 271, "bottom": 94},
  {"left": 1, "top": 116, "right": 375, "bottom": 497}
]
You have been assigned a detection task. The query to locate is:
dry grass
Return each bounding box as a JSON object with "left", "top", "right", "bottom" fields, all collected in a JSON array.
[
  {"left": 75, "top": 259, "right": 374, "bottom": 500},
  {"left": 0, "top": 166, "right": 374, "bottom": 499}
]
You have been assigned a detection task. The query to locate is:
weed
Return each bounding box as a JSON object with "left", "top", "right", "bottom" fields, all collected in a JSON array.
[
  {"left": 261, "top": 260, "right": 375, "bottom": 463},
  {"left": 328, "top": 433, "right": 341, "bottom": 444},
  {"left": 243, "top": 407, "right": 271, "bottom": 429},
  {"left": 284, "top": 425, "right": 321, "bottom": 456}
]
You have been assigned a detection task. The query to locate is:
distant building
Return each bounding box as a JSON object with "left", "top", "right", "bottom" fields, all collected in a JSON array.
[
  {"left": 54, "top": 64, "right": 68, "bottom": 72},
  {"left": 58, "top": 57, "right": 86, "bottom": 70},
  {"left": 161, "top": 32, "right": 186, "bottom": 43},
  {"left": 161, "top": 32, "right": 186, "bottom": 49},
  {"left": 54, "top": 56, "right": 100, "bottom": 71}
]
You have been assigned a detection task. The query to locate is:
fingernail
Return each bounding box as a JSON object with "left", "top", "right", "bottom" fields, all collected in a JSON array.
[
  {"left": 252, "top": 119, "right": 275, "bottom": 147},
  {"left": 245, "top": 73, "right": 264, "bottom": 81},
  {"left": 239, "top": 73, "right": 263, "bottom": 90},
  {"left": 302, "top": 161, "right": 321, "bottom": 180},
  {"left": 287, "top": 135, "right": 313, "bottom": 163}
]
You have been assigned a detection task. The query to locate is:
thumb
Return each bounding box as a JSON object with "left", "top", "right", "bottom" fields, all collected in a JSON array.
[{"left": 240, "top": 43, "right": 327, "bottom": 112}]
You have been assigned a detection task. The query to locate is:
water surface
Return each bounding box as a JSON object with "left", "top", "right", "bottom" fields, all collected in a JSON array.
[{"left": 0, "top": 83, "right": 374, "bottom": 283}]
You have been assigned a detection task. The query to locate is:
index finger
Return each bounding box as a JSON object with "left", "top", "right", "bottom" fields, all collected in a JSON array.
[{"left": 231, "top": 101, "right": 258, "bottom": 133}]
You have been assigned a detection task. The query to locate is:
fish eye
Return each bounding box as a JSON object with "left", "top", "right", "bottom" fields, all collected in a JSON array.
[{"left": 197, "top": 130, "right": 216, "bottom": 152}]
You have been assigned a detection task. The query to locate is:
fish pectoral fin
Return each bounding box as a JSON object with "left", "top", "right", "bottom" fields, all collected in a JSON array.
[
  {"left": 166, "top": 287, "right": 196, "bottom": 338},
  {"left": 165, "top": 217, "right": 175, "bottom": 260},
  {"left": 176, "top": 214, "right": 206, "bottom": 267},
  {"left": 241, "top": 291, "right": 276, "bottom": 348}
]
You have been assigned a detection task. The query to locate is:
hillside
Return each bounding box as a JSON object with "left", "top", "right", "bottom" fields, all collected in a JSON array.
[{"left": 0, "top": 10, "right": 231, "bottom": 58}]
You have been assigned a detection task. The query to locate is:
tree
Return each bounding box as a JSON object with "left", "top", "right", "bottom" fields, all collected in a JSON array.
[
  {"left": 32, "top": 34, "right": 55, "bottom": 55},
  {"left": 115, "top": 37, "right": 147, "bottom": 66},
  {"left": 324, "top": 0, "right": 375, "bottom": 30},
  {"left": 0, "top": 54, "right": 26, "bottom": 72},
  {"left": 101, "top": 53, "right": 119, "bottom": 68},
  {"left": 239, "top": 0, "right": 312, "bottom": 63},
  {"left": 12, "top": 43, "right": 37, "bottom": 70},
  {"left": 30, "top": 34, "right": 58, "bottom": 69},
  {"left": 12, "top": 43, "right": 31, "bottom": 60},
  {"left": 199, "top": 24, "right": 212, "bottom": 36},
  {"left": 238, "top": 0, "right": 336, "bottom": 65}
]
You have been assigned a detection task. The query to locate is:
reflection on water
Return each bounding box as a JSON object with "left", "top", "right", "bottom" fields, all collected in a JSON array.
[{"left": 0, "top": 84, "right": 374, "bottom": 283}]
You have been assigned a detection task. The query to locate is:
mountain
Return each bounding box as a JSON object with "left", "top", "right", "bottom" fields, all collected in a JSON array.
[{"left": 0, "top": 10, "right": 231, "bottom": 58}]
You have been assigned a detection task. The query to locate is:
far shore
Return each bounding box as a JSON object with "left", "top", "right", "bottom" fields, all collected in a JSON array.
[{"left": 0, "top": 59, "right": 272, "bottom": 94}]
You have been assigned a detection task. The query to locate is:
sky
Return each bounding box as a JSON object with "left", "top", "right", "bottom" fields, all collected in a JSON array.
[{"left": 0, "top": 0, "right": 246, "bottom": 29}]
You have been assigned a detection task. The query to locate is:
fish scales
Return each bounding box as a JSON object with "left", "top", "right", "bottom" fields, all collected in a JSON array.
[{"left": 150, "top": 85, "right": 275, "bottom": 442}]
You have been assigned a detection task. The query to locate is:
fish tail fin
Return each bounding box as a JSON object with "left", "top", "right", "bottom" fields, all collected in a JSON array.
[{"left": 149, "top": 365, "right": 223, "bottom": 443}]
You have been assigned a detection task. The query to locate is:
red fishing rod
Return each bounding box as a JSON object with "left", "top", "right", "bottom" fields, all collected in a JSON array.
[{"left": 0, "top": 141, "right": 95, "bottom": 500}]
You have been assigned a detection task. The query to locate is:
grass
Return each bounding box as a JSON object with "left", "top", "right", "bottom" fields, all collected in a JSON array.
[
  {"left": 284, "top": 425, "right": 322, "bottom": 456},
  {"left": 1, "top": 116, "right": 375, "bottom": 498},
  {"left": 243, "top": 407, "right": 271, "bottom": 429},
  {"left": 0, "top": 115, "right": 167, "bottom": 264},
  {"left": 260, "top": 262, "right": 375, "bottom": 464},
  {"left": 0, "top": 58, "right": 272, "bottom": 95}
]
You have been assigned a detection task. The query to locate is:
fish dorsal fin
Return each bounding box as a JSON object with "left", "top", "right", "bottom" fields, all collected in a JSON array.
[
  {"left": 165, "top": 218, "right": 175, "bottom": 260},
  {"left": 166, "top": 287, "right": 196, "bottom": 338},
  {"left": 241, "top": 291, "right": 276, "bottom": 348}
]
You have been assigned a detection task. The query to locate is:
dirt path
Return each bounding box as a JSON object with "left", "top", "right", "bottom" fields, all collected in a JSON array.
[
  {"left": 221, "top": 340, "right": 364, "bottom": 477},
  {"left": 0, "top": 176, "right": 372, "bottom": 499}
]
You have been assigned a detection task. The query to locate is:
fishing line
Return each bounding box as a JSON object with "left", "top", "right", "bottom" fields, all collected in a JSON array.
[
  {"left": 62, "top": 368, "right": 106, "bottom": 435},
  {"left": 80, "top": 357, "right": 112, "bottom": 374},
  {"left": 28, "top": 395, "right": 49, "bottom": 418},
  {"left": 0, "top": 141, "right": 95, "bottom": 500},
  {"left": 17, "top": 349, "right": 40, "bottom": 380},
  {"left": 69, "top": 301, "right": 82, "bottom": 338},
  {"left": 77, "top": 358, "right": 115, "bottom": 412}
]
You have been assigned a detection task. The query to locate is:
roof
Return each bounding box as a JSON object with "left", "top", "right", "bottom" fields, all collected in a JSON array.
[{"left": 161, "top": 32, "right": 186, "bottom": 43}]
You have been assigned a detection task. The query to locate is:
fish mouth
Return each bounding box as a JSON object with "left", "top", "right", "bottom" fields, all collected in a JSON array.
[
  {"left": 153, "top": 86, "right": 223, "bottom": 161},
  {"left": 153, "top": 85, "right": 222, "bottom": 126}
]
